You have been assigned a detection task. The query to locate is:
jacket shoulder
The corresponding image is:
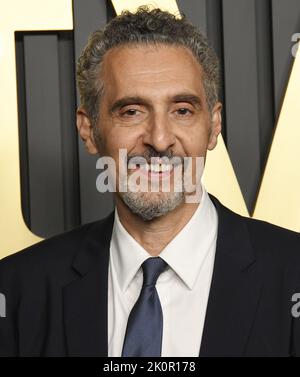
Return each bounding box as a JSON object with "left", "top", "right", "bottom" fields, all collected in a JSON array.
[
  {"left": 0, "top": 219, "right": 102, "bottom": 275},
  {"left": 210, "top": 191, "right": 300, "bottom": 264},
  {"left": 244, "top": 214, "right": 300, "bottom": 246},
  {"left": 241, "top": 211, "right": 300, "bottom": 264}
]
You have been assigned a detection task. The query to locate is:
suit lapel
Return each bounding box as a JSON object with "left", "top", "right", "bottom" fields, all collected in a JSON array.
[
  {"left": 63, "top": 211, "right": 115, "bottom": 357},
  {"left": 200, "top": 194, "right": 263, "bottom": 356}
]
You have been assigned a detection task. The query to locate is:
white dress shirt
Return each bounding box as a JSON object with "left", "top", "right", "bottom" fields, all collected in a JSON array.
[{"left": 108, "top": 183, "right": 218, "bottom": 357}]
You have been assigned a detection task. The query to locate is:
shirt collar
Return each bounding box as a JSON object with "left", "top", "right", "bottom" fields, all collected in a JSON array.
[
  {"left": 110, "top": 208, "right": 150, "bottom": 293},
  {"left": 110, "top": 182, "right": 218, "bottom": 292}
]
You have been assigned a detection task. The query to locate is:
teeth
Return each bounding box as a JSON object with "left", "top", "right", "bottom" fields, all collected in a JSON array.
[
  {"left": 153, "top": 164, "right": 160, "bottom": 172},
  {"left": 161, "top": 164, "right": 171, "bottom": 172},
  {"left": 137, "top": 163, "right": 173, "bottom": 172},
  {"left": 150, "top": 164, "right": 171, "bottom": 172}
]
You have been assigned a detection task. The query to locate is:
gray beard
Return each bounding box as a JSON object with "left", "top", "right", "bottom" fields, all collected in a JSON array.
[{"left": 120, "top": 190, "right": 184, "bottom": 221}]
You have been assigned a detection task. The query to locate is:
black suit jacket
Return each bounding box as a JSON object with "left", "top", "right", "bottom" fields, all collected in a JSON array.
[{"left": 1, "top": 194, "right": 300, "bottom": 357}]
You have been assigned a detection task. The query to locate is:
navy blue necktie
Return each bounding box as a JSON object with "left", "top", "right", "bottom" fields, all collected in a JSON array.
[{"left": 121, "top": 257, "right": 167, "bottom": 357}]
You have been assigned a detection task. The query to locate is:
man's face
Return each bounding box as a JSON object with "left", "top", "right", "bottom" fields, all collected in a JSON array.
[{"left": 78, "top": 44, "right": 222, "bottom": 220}]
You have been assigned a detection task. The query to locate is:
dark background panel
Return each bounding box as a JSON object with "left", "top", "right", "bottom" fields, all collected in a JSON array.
[
  {"left": 57, "top": 33, "right": 81, "bottom": 230},
  {"left": 16, "top": 31, "right": 80, "bottom": 238},
  {"left": 271, "top": 0, "right": 300, "bottom": 119},
  {"left": 255, "top": 0, "right": 275, "bottom": 187},
  {"left": 222, "top": 0, "right": 275, "bottom": 213},
  {"left": 24, "top": 34, "right": 64, "bottom": 235}
]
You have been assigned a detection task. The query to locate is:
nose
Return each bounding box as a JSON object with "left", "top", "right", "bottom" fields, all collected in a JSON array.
[{"left": 143, "top": 111, "right": 176, "bottom": 152}]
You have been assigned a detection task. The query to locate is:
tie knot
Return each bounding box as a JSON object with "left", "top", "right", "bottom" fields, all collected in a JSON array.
[{"left": 141, "top": 257, "right": 167, "bottom": 287}]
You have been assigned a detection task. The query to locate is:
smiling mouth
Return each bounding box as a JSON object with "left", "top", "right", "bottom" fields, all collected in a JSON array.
[{"left": 128, "top": 162, "right": 180, "bottom": 179}]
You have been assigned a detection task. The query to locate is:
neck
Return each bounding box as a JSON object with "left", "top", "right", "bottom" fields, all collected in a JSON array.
[{"left": 114, "top": 192, "right": 202, "bottom": 256}]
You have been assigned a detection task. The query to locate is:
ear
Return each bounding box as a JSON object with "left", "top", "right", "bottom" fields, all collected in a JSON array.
[
  {"left": 207, "top": 102, "right": 222, "bottom": 151},
  {"left": 76, "top": 107, "right": 98, "bottom": 154}
]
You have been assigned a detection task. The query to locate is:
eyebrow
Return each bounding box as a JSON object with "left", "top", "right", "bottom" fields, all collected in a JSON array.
[
  {"left": 172, "top": 94, "right": 202, "bottom": 108},
  {"left": 109, "top": 93, "right": 202, "bottom": 114},
  {"left": 110, "top": 96, "right": 148, "bottom": 114}
]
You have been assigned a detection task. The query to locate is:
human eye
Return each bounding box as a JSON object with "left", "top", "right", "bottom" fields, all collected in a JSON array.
[
  {"left": 121, "top": 108, "right": 141, "bottom": 117},
  {"left": 176, "top": 107, "right": 193, "bottom": 116},
  {"left": 173, "top": 104, "right": 194, "bottom": 118},
  {"left": 116, "top": 103, "right": 149, "bottom": 125},
  {"left": 118, "top": 104, "right": 147, "bottom": 120}
]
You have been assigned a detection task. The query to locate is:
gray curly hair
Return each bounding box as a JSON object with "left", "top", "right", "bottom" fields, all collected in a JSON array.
[{"left": 76, "top": 5, "right": 220, "bottom": 126}]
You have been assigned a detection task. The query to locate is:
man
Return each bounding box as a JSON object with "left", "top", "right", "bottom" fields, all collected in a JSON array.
[{"left": 1, "top": 6, "right": 300, "bottom": 357}]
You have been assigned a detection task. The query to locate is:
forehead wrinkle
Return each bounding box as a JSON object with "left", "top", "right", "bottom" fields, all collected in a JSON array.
[
  {"left": 118, "top": 64, "right": 198, "bottom": 88},
  {"left": 126, "top": 67, "right": 178, "bottom": 77}
]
